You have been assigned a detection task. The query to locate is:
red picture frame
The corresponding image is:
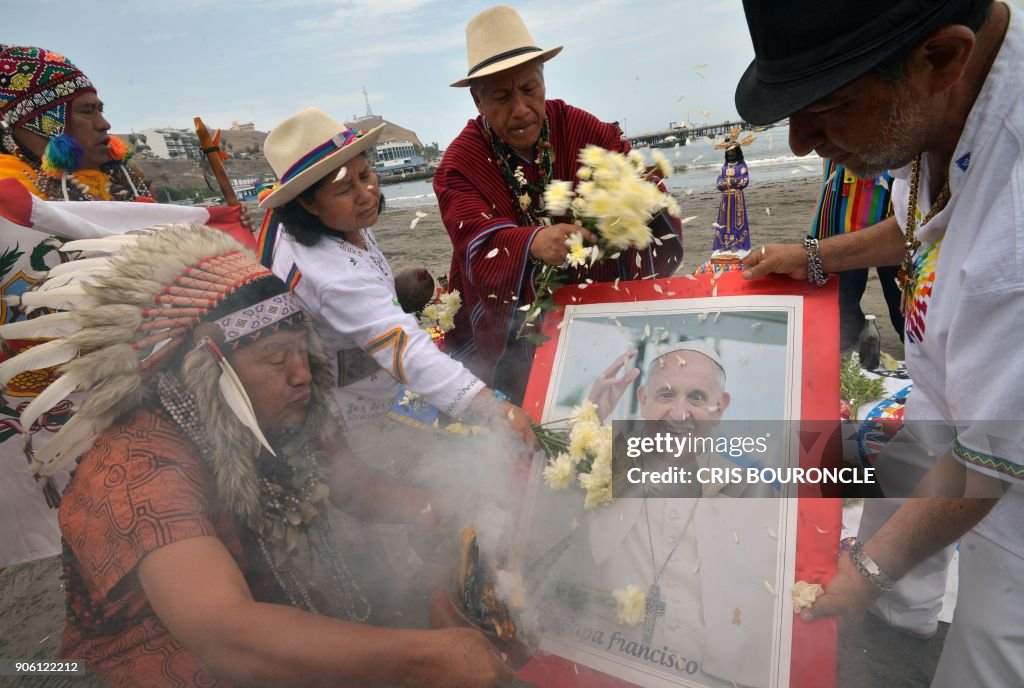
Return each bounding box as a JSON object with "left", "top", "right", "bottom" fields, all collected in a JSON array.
[{"left": 516, "top": 271, "right": 841, "bottom": 688}]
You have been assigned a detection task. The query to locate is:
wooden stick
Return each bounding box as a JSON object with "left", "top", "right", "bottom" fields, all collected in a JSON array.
[{"left": 194, "top": 117, "right": 239, "bottom": 206}]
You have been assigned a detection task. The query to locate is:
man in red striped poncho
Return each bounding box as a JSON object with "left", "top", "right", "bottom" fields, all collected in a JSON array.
[{"left": 435, "top": 6, "right": 684, "bottom": 403}]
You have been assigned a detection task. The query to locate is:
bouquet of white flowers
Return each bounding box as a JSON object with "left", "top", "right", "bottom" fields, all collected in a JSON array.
[
  {"left": 518, "top": 148, "right": 680, "bottom": 345},
  {"left": 539, "top": 400, "right": 614, "bottom": 510},
  {"left": 543, "top": 146, "right": 680, "bottom": 267}
]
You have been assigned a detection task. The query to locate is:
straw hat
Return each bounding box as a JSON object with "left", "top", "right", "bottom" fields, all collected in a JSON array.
[
  {"left": 450, "top": 6, "right": 563, "bottom": 88},
  {"left": 260, "top": 107, "right": 384, "bottom": 209}
]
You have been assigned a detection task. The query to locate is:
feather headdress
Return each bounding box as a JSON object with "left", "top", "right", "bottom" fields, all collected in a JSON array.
[{"left": 0, "top": 224, "right": 333, "bottom": 524}]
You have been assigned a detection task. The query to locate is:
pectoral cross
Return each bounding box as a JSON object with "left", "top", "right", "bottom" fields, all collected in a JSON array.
[{"left": 643, "top": 582, "right": 666, "bottom": 643}]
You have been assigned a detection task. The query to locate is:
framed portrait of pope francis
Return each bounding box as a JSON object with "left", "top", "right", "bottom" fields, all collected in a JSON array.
[{"left": 514, "top": 272, "right": 842, "bottom": 688}]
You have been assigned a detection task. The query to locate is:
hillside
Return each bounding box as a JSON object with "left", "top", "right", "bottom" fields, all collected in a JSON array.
[{"left": 115, "top": 116, "right": 421, "bottom": 198}]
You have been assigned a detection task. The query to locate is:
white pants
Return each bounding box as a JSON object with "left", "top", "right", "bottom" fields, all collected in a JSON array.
[{"left": 931, "top": 529, "right": 1024, "bottom": 688}]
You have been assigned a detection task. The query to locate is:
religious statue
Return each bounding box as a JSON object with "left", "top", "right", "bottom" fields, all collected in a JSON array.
[{"left": 711, "top": 127, "right": 756, "bottom": 264}]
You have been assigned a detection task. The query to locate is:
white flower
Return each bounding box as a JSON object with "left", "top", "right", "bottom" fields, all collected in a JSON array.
[
  {"left": 627, "top": 149, "right": 647, "bottom": 172},
  {"left": 564, "top": 232, "right": 600, "bottom": 268},
  {"left": 569, "top": 399, "right": 600, "bottom": 426},
  {"left": 651, "top": 150, "right": 673, "bottom": 178},
  {"left": 578, "top": 145, "right": 608, "bottom": 168},
  {"left": 569, "top": 420, "right": 602, "bottom": 463},
  {"left": 543, "top": 180, "right": 575, "bottom": 215},
  {"left": 612, "top": 585, "right": 646, "bottom": 626},
  {"left": 543, "top": 453, "right": 576, "bottom": 490}
]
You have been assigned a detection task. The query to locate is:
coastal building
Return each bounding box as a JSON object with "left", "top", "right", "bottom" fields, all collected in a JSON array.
[
  {"left": 138, "top": 128, "right": 202, "bottom": 160},
  {"left": 230, "top": 120, "right": 256, "bottom": 131}
]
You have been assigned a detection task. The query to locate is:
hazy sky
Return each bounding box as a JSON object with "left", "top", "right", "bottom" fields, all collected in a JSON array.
[
  {"left": 4, "top": 0, "right": 753, "bottom": 146},
  {"left": 7, "top": 1, "right": 1021, "bottom": 147}
]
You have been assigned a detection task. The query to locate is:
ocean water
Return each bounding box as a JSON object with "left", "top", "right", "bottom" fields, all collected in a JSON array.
[{"left": 381, "top": 125, "right": 822, "bottom": 209}]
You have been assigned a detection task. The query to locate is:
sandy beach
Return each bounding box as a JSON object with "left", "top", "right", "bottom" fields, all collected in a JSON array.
[
  {"left": 0, "top": 175, "right": 922, "bottom": 686},
  {"left": 374, "top": 176, "right": 905, "bottom": 358}
]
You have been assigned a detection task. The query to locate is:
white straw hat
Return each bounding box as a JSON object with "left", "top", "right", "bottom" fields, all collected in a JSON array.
[
  {"left": 450, "top": 5, "right": 563, "bottom": 88},
  {"left": 260, "top": 107, "right": 384, "bottom": 209}
]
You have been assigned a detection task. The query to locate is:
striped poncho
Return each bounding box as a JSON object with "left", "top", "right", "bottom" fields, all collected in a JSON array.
[{"left": 434, "top": 99, "right": 684, "bottom": 397}]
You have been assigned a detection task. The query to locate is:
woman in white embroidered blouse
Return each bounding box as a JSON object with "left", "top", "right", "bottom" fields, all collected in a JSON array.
[{"left": 259, "top": 107, "right": 536, "bottom": 452}]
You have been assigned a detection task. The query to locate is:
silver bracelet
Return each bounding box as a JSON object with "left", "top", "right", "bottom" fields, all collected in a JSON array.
[
  {"left": 849, "top": 539, "right": 895, "bottom": 593},
  {"left": 803, "top": 237, "right": 829, "bottom": 287}
]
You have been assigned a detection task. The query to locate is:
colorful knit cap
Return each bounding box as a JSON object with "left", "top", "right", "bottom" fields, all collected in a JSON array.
[{"left": 0, "top": 45, "right": 95, "bottom": 138}]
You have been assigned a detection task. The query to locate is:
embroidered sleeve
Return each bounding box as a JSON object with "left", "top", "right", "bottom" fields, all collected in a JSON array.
[
  {"left": 321, "top": 274, "right": 485, "bottom": 416},
  {"left": 945, "top": 286, "right": 1024, "bottom": 485}
]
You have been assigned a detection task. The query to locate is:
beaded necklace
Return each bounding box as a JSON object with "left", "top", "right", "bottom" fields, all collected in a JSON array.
[
  {"left": 898, "top": 156, "right": 951, "bottom": 315},
  {"left": 1, "top": 129, "right": 150, "bottom": 202},
  {"left": 156, "top": 372, "right": 370, "bottom": 621},
  {"left": 485, "top": 117, "right": 554, "bottom": 225}
]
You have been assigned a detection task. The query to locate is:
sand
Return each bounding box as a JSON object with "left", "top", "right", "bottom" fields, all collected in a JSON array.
[
  {"left": 374, "top": 177, "right": 905, "bottom": 359},
  {"left": 0, "top": 176, "right": 921, "bottom": 686}
]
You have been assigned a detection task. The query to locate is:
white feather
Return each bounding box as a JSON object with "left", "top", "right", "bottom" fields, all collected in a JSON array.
[
  {"left": 59, "top": 236, "right": 140, "bottom": 254},
  {"left": 0, "top": 339, "right": 78, "bottom": 387},
  {"left": 19, "top": 374, "right": 79, "bottom": 438},
  {"left": 47, "top": 256, "right": 114, "bottom": 279},
  {"left": 8, "top": 284, "right": 91, "bottom": 312},
  {"left": 31, "top": 414, "right": 100, "bottom": 478},
  {"left": 217, "top": 358, "right": 276, "bottom": 456},
  {"left": 0, "top": 312, "right": 80, "bottom": 340}
]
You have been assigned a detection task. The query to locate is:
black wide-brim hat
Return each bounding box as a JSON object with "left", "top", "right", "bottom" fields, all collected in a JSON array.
[{"left": 735, "top": 0, "right": 975, "bottom": 125}]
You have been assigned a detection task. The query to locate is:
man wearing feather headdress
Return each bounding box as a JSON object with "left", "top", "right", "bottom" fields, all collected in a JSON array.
[
  {"left": 0, "top": 44, "right": 155, "bottom": 570},
  {"left": 1, "top": 224, "right": 513, "bottom": 687}
]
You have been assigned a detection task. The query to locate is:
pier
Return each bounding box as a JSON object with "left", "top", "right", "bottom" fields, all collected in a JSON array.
[{"left": 629, "top": 119, "right": 786, "bottom": 148}]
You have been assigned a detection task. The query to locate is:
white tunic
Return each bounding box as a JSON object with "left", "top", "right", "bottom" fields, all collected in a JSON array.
[{"left": 270, "top": 227, "right": 484, "bottom": 427}]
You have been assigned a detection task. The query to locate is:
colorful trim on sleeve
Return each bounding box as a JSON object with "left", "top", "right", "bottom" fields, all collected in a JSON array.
[
  {"left": 953, "top": 438, "right": 1024, "bottom": 481},
  {"left": 365, "top": 326, "right": 409, "bottom": 384},
  {"left": 285, "top": 263, "right": 302, "bottom": 291}
]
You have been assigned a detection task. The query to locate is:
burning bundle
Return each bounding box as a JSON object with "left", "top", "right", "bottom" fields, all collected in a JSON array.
[{"left": 456, "top": 526, "right": 522, "bottom": 641}]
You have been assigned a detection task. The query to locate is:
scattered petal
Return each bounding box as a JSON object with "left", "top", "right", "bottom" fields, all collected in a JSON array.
[
  {"left": 653, "top": 283, "right": 663, "bottom": 293},
  {"left": 814, "top": 524, "right": 829, "bottom": 534},
  {"left": 763, "top": 578, "right": 778, "bottom": 598},
  {"left": 692, "top": 556, "right": 701, "bottom": 573},
  {"left": 733, "top": 528, "right": 739, "bottom": 544},
  {"left": 765, "top": 526, "right": 778, "bottom": 539},
  {"left": 791, "top": 581, "right": 824, "bottom": 613},
  {"left": 635, "top": 253, "right": 642, "bottom": 268},
  {"left": 610, "top": 252, "right": 621, "bottom": 260},
  {"left": 751, "top": 322, "right": 762, "bottom": 330},
  {"left": 420, "top": 502, "right": 432, "bottom": 514},
  {"left": 485, "top": 248, "right": 499, "bottom": 259},
  {"left": 765, "top": 207, "right": 772, "bottom": 216},
  {"left": 685, "top": 188, "right": 695, "bottom": 196},
  {"left": 334, "top": 167, "right": 348, "bottom": 182},
  {"left": 643, "top": 324, "right": 651, "bottom": 338},
  {"left": 684, "top": 273, "right": 698, "bottom": 281}
]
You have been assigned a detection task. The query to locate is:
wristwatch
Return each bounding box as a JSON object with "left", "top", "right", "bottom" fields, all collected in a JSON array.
[
  {"left": 803, "top": 237, "right": 829, "bottom": 287},
  {"left": 849, "top": 539, "right": 896, "bottom": 593}
]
